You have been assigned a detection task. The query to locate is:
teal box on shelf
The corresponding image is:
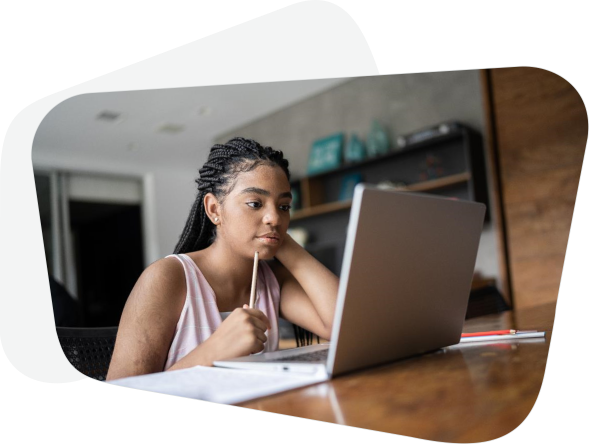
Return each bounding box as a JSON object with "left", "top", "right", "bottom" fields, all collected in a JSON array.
[
  {"left": 366, "top": 120, "right": 390, "bottom": 157},
  {"left": 307, "top": 133, "right": 344, "bottom": 175},
  {"left": 344, "top": 133, "right": 366, "bottom": 163}
]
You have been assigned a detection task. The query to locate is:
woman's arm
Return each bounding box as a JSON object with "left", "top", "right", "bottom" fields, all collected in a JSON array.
[
  {"left": 107, "top": 257, "right": 273, "bottom": 379},
  {"left": 106, "top": 257, "right": 186, "bottom": 380},
  {"left": 272, "top": 234, "right": 339, "bottom": 340}
]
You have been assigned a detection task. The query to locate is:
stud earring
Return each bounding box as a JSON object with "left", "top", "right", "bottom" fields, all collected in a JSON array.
[{"left": 214, "top": 217, "right": 219, "bottom": 223}]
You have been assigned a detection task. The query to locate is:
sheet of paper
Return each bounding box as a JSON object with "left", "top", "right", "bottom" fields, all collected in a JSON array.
[{"left": 108, "top": 366, "right": 329, "bottom": 404}]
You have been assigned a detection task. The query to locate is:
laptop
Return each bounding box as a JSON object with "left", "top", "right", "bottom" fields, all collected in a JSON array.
[{"left": 214, "top": 183, "right": 486, "bottom": 377}]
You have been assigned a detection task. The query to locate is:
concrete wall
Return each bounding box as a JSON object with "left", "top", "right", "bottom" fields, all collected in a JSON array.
[{"left": 217, "top": 71, "right": 487, "bottom": 178}]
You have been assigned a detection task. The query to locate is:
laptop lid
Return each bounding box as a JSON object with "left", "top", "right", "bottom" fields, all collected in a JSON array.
[
  {"left": 327, "top": 184, "right": 486, "bottom": 377},
  {"left": 213, "top": 184, "right": 486, "bottom": 376}
]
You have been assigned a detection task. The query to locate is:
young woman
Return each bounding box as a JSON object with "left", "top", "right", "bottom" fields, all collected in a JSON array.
[{"left": 107, "top": 137, "right": 339, "bottom": 380}]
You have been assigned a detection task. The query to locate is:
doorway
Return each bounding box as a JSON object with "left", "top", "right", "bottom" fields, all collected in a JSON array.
[
  {"left": 70, "top": 201, "right": 144, "bottom": 326},
  {"left": 34, "top": 171, "right": 146, "bottom": 327}
]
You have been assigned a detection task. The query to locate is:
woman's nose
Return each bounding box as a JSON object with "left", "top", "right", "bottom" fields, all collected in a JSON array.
[{"left": 263, "top": 207, "right": 280, "bottom": 226}]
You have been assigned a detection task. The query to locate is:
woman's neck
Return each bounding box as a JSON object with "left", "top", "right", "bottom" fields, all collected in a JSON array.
[{"left": 187, "top": 241, "right": 256, "bottom": 310}]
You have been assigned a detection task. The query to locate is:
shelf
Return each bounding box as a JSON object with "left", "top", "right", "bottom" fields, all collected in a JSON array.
[
  {"left": 291, "top": 199, "right": 352, "bottom": 220},
  {"left": 291, "top": 130, "right": 463, "bottom": 183},
  {"left": 290, "top": 172, "right": 471, "bottom": 221},
  {"left": 401, "top": 171, "right": 471, "bottom": 192}
]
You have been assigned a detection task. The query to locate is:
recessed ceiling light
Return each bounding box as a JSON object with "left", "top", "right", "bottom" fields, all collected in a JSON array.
[
  {"left": 157, "top": 123, "right": 185, "bottom": 134},
  {"left": 96, "top": 110, "right": 124, "bottom": 123}
]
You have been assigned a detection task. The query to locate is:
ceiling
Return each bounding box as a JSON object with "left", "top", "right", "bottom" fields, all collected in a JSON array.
[{"left": 32, "top": 78, "right": 350, "bottom": 173}]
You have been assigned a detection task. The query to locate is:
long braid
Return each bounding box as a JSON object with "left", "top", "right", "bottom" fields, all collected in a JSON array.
[{"left": 173, "top": 137, "right": 290, "bottom": 254}]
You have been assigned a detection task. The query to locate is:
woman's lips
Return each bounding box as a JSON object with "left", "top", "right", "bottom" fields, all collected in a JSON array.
[{"left": 257, "top": 236, "right": 280, "bottom": 245}]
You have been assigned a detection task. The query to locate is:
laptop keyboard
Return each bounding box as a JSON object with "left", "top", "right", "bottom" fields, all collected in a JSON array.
[{"left": 265, "top": 349, "right": 329, "bottom": 363}]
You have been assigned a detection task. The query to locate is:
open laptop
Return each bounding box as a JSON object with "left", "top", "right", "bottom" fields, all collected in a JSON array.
[{"left": 214, "top": 183, "right": 486, "bottom": 377}]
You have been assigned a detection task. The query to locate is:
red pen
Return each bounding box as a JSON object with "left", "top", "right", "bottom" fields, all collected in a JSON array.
[{"left": 461, "top": 329, "right": 536, "bottom": 338}]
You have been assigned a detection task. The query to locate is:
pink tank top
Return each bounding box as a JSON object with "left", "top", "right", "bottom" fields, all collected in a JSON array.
[{"left": 164, "top": 254, "right": 281, "bottom": 370}]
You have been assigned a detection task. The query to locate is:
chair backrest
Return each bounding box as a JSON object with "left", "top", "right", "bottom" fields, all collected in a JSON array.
[{"left": 56, "top": 327, "right": 118, "bottom": 381}]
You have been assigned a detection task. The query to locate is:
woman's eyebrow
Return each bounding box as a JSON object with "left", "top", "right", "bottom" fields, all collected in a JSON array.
[{"left": 240, "top": 187, "right": 292, "bottom": 199}]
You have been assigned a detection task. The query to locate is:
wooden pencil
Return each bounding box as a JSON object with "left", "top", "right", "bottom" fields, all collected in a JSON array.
[{"left": 249, "top": 251, "right": 259, "bottom": 308}]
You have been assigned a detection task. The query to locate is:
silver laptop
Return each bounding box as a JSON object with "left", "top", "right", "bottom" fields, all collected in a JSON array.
[{"left": 214, "top": 184, "right": 486, "bottom": 377}]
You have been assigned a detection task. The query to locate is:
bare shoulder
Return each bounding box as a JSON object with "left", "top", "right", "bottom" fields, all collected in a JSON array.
[
  {"left": 133, "top": 256, "right": 186, "bottom": 301},
  {"left": 121, "top": 257, "right": 184, "bottom": 316},
  {"left": 123, "top": 256, "right": 189, "bottom": 329}
]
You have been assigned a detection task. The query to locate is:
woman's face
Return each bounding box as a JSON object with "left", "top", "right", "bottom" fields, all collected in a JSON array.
[{"left": 216, "top": 164, "right": 292, "bottom": 260}]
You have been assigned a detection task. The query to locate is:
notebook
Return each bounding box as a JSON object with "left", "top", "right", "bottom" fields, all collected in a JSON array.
[{"left": 214, "top": 183, "right": 486, "bottom": 377}]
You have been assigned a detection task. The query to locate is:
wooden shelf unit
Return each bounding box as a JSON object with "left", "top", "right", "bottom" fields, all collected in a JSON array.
[
  {"left": 291, "top": 125, "right": 489, "bottom": 221},
  {"left": 291, "top": 172, "right": 472, "bottom": 221}
]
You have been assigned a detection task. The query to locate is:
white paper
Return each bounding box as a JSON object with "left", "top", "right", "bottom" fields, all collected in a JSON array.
[{"left": 108, "top": 365, "right": 329, "bottom": 404}]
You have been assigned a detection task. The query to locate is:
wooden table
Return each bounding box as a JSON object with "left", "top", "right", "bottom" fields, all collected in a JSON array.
[{"left": 240, "top": 303, "right": 555, "bottom": 442}]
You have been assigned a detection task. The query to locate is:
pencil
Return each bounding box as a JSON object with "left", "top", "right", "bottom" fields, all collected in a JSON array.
[{"left": 249, "top": 251, "right": 259, "bottom": 308}]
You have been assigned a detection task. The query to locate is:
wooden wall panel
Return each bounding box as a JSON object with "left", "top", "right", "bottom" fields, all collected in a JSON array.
[{"left": 489, "top": 67, "right": 587, "bottom": 308}]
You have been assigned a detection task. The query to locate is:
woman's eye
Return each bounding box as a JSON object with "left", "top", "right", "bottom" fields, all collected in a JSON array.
[{"left": 247, "top": 202, "right": 291, "bottom": 211}]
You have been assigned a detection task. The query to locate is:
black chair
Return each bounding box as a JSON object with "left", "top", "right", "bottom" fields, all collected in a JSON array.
[{"left": 56, "top": 327, "right": 118, "bottom": 381}]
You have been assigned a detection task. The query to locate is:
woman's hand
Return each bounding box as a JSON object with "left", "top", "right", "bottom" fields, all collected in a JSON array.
[
  {"left": 204, "top": 305, "right": 272, "bottom": 360},
  {"left": 167, "top": 305, "right": 272, "bottom": 370}
]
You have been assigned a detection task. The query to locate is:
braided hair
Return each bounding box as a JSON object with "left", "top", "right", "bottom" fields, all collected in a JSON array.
[{"left": 174, "top": 137, "right": 290, "bottom": 254}]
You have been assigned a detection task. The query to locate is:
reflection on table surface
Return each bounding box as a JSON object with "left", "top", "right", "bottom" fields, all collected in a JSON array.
[{"left": 240, "top": 302, "right": 555, "bottom": 442}]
